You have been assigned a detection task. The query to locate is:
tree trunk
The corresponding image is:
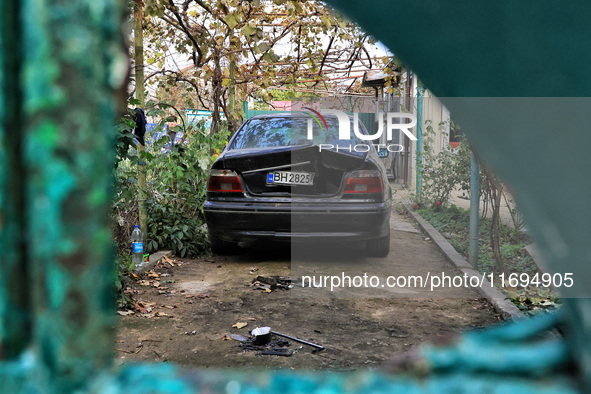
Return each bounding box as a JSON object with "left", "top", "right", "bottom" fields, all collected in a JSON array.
[
  {"left": 490, "top": 187, "right": 507, "bottom": 274},
  {"left": 482, "top": 166, "right": 508, "bottom": 274},
  {"left": 210, "top": 53, "right": 222, "bottom": 138}
]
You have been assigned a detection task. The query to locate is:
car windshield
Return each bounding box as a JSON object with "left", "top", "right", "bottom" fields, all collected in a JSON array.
[{"left": 230, "top": 116, "right": 368, "bottom": 150}]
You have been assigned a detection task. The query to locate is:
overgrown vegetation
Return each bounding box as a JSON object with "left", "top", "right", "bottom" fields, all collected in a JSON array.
[
  {"left": 418, "top": 205, "right": 558, "bottom": 314},
  {"left": 420, "top": 119, "right": 470, "bottom": 205},
  {"left": 112, "top": 100, "right": 229, "bottom": 308},
  {"left": 113, "top": 101, "right": 229, "bottom": 258},
  {"left": 418, "top": 205, "right": 533, "bottom": 275},
  {"left": 418, "top": 120, "right": 558, "bottom": 313},
  {"left": 112, "top": 101, "right": 230, "bottom": 306},
  {"left": 420, "top": 119, "right": 526, "bottom": 275},
  {"left": 140, "top": 0, "right": 398, "bottom": 134},
  {"left": 114, "top": 252, "right": 136, "bottom": 309}
]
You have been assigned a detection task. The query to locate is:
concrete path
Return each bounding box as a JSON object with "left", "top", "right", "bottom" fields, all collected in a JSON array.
[{"left": 291, "top": 210, "right": 493, "bottom": 299}]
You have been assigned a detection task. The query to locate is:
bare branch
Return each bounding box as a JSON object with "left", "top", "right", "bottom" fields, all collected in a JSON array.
[{"left": 166, "top": 0, "right": 203, "bottom": 66}]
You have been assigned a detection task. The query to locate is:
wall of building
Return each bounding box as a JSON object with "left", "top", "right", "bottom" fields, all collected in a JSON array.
[{"left": 405, "top": 86, "right": 450, "bottom": 192}]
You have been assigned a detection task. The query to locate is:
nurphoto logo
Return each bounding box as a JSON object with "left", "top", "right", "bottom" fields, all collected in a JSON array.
[{"left": 304, "top": 108, "right": 417, "bottom": 153}]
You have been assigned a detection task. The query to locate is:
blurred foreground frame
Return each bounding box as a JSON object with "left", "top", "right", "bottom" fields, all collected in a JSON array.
[{"left": 0, "top": 0, "right": 586, "bottom": 392}]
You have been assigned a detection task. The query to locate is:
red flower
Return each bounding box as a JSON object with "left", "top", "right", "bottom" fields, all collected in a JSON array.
[
  {"left": 435, "top": 201, "right": 441, "bottom": 206},
  {"left": 413, "top": 204, "right": 419, "bottom": 210}
]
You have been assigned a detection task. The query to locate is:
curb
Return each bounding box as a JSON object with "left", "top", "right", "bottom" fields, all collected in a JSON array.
[
  {"left": 133, "top": 250, "right": 173, "bottom": 273},
  {"left": 403, "top": 204, "right": 522, "bottom": 321}
]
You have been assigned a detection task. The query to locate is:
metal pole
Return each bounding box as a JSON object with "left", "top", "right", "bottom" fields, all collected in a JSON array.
[
  {"left": 469, "top": 149, "right": 480, "bottom": 266},
  {"left": 243, "top": 100, "right": 249, "bottom": 118},
  {"left": 134, "top": 1, "right": 147, "bottom": 238},
  {"left": 416, "top": 87, "right": 423, "bottom": 197}
]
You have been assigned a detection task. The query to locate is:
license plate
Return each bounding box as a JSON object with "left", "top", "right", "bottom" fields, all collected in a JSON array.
[{"left": 267, "top": 171, "right": 314, "bottom": 185}]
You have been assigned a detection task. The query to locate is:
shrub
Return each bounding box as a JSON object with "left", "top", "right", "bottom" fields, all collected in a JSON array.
[
  {"left": 420, "top": 119, "right": 470, "bottom": 206},
  {"left": 112, "top": 102, "right": 230, "bottom": 258}
]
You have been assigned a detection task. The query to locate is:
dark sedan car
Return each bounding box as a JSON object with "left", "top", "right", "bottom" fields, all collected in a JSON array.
[{"left": 204, "top": 113, "right": 392, "bottom": 256}]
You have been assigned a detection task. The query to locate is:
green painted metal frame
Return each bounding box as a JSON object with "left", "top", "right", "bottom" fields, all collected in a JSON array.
[
  {"left": 0, "top": 0, "right": 586, "bottom": 392},
  {"left": 1, "top": 0, "right": 119, "bottom": 391},
  {"left": 468, "top": 150, "right": 480, "bottom": 266},
  {"left": 415, "top": 87, "right": 423, "bottom": 197}
]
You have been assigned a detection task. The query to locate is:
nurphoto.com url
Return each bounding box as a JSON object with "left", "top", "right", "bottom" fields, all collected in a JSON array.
[{"left": 301, "top": 272, "right": 574, "bottom": 292}]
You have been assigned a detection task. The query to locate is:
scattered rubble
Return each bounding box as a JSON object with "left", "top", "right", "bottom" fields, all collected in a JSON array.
[
  {"left": 250, "top": 276, "right": 293, "bottom": 292},
  {"left": 225, "top": 326, "right": 325, "bottom": 357}
]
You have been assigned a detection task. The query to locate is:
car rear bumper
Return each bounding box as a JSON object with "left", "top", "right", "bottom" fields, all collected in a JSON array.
[{"left": 204, "top": 200, "right": 391, "bottom": 242}]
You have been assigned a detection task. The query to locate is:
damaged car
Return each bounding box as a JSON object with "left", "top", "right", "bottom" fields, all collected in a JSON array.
[{"left": 204, "top": 113, "right": 392, "bottom": 257}]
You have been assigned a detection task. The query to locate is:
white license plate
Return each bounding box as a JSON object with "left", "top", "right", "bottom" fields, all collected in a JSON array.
[{"left": 267, "top": 171, "right": 314, "bottom": 185}]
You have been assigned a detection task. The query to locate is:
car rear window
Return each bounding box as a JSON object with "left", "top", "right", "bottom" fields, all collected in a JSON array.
[{"left": 230, "top": 116, "right": 368, "bottom": 150}]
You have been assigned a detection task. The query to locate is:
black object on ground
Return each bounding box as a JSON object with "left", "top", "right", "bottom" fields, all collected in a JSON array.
[
  {"left": 252, "top": 326, "right": 271, "bottom": 345},
  {"left": 231, "top": 326, "right": 325, "bottom": 356},
  {"left": 233, "top": 326, "right": 293, "bottom": 357},
  {"left": 251, "top": 276, "right": 292, "bottom": 291}
]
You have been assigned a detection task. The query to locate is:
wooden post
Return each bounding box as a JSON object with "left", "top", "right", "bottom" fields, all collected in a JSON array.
[{"left": 135, "top": 0, "right": 148, "bottom": 239}]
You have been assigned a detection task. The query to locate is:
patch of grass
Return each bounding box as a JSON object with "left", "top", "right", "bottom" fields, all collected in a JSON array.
[
  {"left": 418, "top": 205, "right": 532, "bottom": 275},
  {"left": 417, "top": 205, "right": 559, "bottom": 314}
]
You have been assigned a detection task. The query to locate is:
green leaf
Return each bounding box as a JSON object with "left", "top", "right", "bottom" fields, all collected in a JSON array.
[
  {"left": 223, "top": 13, "right": 239, "bottom": 29},
  {"left": 258, "top": 42, "right": 270, "bottom": 52},
  {"left": 241, "top": 23, "right": 257, "bottom": 37}
]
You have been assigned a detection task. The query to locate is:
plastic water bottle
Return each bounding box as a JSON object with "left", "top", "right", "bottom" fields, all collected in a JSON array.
[{"left": 131, "top": 225, "right": 143, "bottom": 266}]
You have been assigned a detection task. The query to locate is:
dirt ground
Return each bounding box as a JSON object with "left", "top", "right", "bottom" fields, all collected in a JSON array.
[{"left": 116, "top": 211, "right": 502, "bottom": 371}]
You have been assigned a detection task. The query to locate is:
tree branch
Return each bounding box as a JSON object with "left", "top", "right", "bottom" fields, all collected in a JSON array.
[{"left": 166, "top": 0, "right": 203, "bottom": 66}]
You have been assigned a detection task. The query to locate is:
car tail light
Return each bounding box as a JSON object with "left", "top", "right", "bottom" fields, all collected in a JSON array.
[
  {"left": 207, "top": 169, "right": 243, "bottom": 193},
  {"left": 344, "top": 170, "right": 383, "bottom": 194}
]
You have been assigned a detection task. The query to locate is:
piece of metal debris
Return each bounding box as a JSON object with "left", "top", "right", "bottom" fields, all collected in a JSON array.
[
  {"left": 226, "top": 325, "right": 325, "bottom": 356},
  {"left": 271, "top": 331, "right": 325, "bottom": 353},
  {"left": 230, "top": 334, "right": 248, "bottom": 342}
]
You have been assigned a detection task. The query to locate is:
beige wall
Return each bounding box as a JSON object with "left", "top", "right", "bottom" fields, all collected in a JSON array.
[{"left": 406, "top": 89, "right": 450, "bottom": 191}]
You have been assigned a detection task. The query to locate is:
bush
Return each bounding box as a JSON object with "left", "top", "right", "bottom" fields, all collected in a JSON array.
[
  {"left": 420, "top": 120, "right": 470, "bottom": 205},
  {"left": 112, "top": 102, "right": 230, "bottom": 258},
  {"left": 114, "top": 252, "right": 135, "bottom": 309}
]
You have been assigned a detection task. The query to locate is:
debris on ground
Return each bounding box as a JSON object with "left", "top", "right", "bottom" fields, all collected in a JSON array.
[
  {"left": 232, "top": 322, "right": 248, "bottom": 329},
  {"left": 155, "top": 255, "right": 182, "bottom": 269},
  {"left": 117, "top": 310, "right": 134, "bottom": 316},
  {"left": 271, "top": 330, "right": 325, "bottom": 353},
  {"left": 115, "top": 300, "right": 176, "bottom": 319},
  {"left": 226, "top": 326, "right": 325, "bottom": 357},
  {"left": 250, "top": 276, "right": 293, "bottom": 292}
]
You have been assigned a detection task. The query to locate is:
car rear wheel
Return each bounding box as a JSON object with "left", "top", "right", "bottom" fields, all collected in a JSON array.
[
  {"left": 366, "top": 232, "right": 390, "bottom": 257},
  {"left": 209, "top": 232, "right": 240, "bottom": 255}
]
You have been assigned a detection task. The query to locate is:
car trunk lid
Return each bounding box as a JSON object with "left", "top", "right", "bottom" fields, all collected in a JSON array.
[{"left": 222, "top": 145, "right": 367, "bottom": 197}]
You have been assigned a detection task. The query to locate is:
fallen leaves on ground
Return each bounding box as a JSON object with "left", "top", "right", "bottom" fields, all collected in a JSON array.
[{"left": 117, "top": 310, "right": 134, "bottom": 316}]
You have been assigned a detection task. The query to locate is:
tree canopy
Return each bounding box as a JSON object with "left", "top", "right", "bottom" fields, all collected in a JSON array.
[{"left": 132, "top": 0, "right": 398, "bottom": 134}]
